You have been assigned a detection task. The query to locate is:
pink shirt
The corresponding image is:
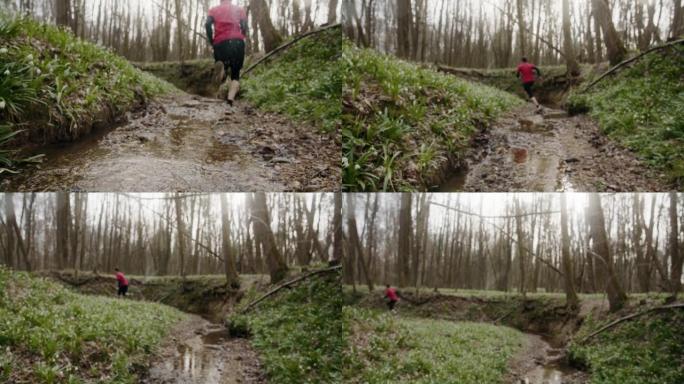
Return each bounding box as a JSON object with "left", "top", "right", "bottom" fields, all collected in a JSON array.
[
  {"left": 208, "top": 2, "right": 247, "bottom": 44},
  {"left": 517, "top": 62, "right": 537, "bottom": 83},
  {"left": 385, "top": 287, "right": 399, "bottom": 301},
  {"left": 116, "top": 272, "right": 128, "bottom": 286}
]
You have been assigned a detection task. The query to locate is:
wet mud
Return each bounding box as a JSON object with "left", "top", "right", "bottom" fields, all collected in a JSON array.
[
  {"left": 145, "top": 316, "right": 266, "bottom": 384},
  {"left": 3, "top": 94, "right": 339, "bottom": 192},
  {"left": 508, "top": 333, "right": 588, "bottom": 384},
  {"left": 441, "top": 104, "right": 669, "bottom": 192}
]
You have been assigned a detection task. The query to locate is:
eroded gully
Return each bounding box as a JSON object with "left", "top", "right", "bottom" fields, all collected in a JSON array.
[
  {"left": 438, "top": 104, "right": 669, "bottom": 192},
  {"left": 3, "top": 94, "right": 339, "bottom": 192},
  {"left": 143, "top": 315, "right": 266, "bottom": 384}
]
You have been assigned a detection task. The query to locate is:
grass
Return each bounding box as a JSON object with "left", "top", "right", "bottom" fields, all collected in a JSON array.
[
  {"left": 0, "top": 15, "right": 173, "bottom": 172},
  {"left": 569, "top": 305, "right": 684, "bottom": 384},
  {"left": 0, "top": 266, "right": 186, "bottom": 383},
  {"left": 567, "top": 45, "right": 684, "bottom": 187},
  {"left": 342, "top": 307, "right": 525, "bottom": 383},
  {"left": 228, "top": 271, "right": 344, "bottom": 383},
  {"left": 342, "top": 43, "right": 523, "bottom": 191},
  {"left": 242, "top": 27, "right": 342, "bottom": 132}
]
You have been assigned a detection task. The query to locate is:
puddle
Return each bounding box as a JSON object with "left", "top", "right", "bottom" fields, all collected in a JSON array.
[
  {"left": 520, "top": 334, "right": 584, "bottom": 384},
  {"left": 512, "top": 148, "right": 528, "bottom": 164},
  {"left": 434, "top": 167, "right": 467, "bottom": 192},
  {"left": 151, "top": 328, "right": 253, "bottom": 384}
]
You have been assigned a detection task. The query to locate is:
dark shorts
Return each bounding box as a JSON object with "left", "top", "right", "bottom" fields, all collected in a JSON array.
[
  {"left": 213, "top": 39, "right": 245, "bottom": 81},
  {"left": 387, "top": 300, "right": 397, "bottom": 311},
  {"left": 118, "top": 285, "right": 128, "bottom": 296},
  {"left": 522, "top": 81, "right": 535, "bottom": 98}
]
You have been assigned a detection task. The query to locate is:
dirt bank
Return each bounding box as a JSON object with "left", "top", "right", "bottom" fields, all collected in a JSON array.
[
  {"left": 439, "top": 104, "right": 669, "bottom": 192},
  {"left": 3, "top": 93, "right": 339, "bottom": 192}
]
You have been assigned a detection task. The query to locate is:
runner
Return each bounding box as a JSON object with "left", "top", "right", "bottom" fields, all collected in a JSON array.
[
  {"left": 115, "top": 268, "right": 129, "bottom": 297},
  {"left": 517, "top": 57, "right": 543, "bottom": 112},
  {"left": 206, "top": 0, "right": 248, "bottom": 107},
  {"left": 384, "top": 284, "right": 399, "bottom": 313}
]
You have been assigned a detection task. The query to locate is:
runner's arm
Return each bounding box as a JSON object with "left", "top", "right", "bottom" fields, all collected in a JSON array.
[
  {"left": 533, "top": 66, "right": 542, "bottom": 77},
  {"left": 205, "top": 16, "right": 215, "bottom": 44},
  {"left": 240, "top": 19, "right": 248, "bottom": 36}
]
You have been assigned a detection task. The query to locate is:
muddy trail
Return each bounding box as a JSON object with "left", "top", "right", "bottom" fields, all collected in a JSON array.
[
  {"left": 3, "top": 93, "right": 339, "bottom": 192},
  {"left": 508, "top": 333, "right": 588, "bottom": 384},
  {"left": 439, "top": 103, "right": 669, "bottom": 192},
  {"left": 143, "top": 315, "right": 266, "bottom": 384}
]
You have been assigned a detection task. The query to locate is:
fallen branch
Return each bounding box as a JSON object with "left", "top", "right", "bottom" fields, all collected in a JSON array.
[
  {"left": 240, "top": 265, "right": 341, "bottom": 314},
  {"left": 579, "top": 303, "right": 684, "bottom": 344},
  {"left": 242, "top": 23, "right": 341, "bottom": 77},
  {"left": 581, "top": 39, "right": 684, "bottom": 93}
]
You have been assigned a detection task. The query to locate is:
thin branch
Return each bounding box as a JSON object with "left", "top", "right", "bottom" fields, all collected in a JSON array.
[
  {"left": 243, "top": 23, "right": 341, "bottom": 76},
  {"left": 580, "top": 303, "right": 684, "bottom": 344},
  {"left": 240, "top": 265, "right": 341, "bottom": 313}
]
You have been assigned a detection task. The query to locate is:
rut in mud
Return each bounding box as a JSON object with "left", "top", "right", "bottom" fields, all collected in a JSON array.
[
  {"left": 3, "top": 93, "right": 339, "bottom": 192},
  {"left": 439, "top": 103, "right": 669, "bottom": 192},
  {"left": 509, "top": 334, "right": 588, "bottom": 384},
  {"left": 144, "top": 315, "right": 266, "bottom": 384}
]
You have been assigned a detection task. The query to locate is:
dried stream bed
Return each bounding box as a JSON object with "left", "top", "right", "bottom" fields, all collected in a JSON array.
[
  {"left": 144, "top": 315, "right": 266, "bottom": 384},
  {"left": 439, "top": 104, "right": 669, "bottom": 192},
  {"left": 3, "top": 94, "right": 339, "bottom": 192}
]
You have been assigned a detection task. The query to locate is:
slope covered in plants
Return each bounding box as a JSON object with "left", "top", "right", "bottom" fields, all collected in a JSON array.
[
  {"left": 567, "top": 45, "right": 684, "bottom": 187},
  {"left": 0, "top": 267, "right": 185, "bottom": 383},
  {"left": 342, "top": 43, "right": 523, "bottom": 191},
  {"left": 242, "top": 26, "right": 342, "bottom": 132},
  {"left": 0, "top": 15, "right": 172, "bottom": 171},
  {"left": 229, "top": 270, "right": 344, "bottom": 383}
]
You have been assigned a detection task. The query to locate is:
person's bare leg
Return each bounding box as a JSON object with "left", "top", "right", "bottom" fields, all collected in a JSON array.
[{"left": 228, "top": 80, "right": 240, "bottom": 105}]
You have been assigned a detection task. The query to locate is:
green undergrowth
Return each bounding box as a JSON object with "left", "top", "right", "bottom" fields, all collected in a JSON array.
[
  {"left": 228, "top": 271, "right": 344, "bottom": 383},
  {"left": 0, "top": 15, "right": 173, "bottom": 171},
  {"left": 342, "top": 307, "right": 524, "bottom": 383},
  {"left": 567, "top": 46, "right": 684, "bottom": 187},
  {"left": 242, "top": 27, "right": 342, "bottom": 132},
  {"left": 0, "top": 267, "right": 185, "bottom": 383},
  {"left": 342, "top": 43, "right": 523, "bottom": 191},
  {"left": 569, "top": 305, "right": 684, "bottom": 384}
]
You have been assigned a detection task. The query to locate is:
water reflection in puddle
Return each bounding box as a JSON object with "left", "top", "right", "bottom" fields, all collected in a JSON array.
[{"left": 165, "top": 330, "right": 232, "bottom": 384}]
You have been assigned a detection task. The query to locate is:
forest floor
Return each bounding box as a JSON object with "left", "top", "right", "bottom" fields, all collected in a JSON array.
[
  {"left": 3, "top": 93, "right": 339, "bottom": 192},
  {"left": 344, "top": 287, "right": 684, "bottom": 384},
  {"left": 144, "top": 315, "right": 266, "bottom": 384},
  {"left": 441, "top": 103, "right": 670, "bottom": 192}
]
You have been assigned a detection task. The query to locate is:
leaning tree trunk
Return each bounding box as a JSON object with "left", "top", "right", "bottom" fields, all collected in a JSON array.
[
  {"left": 220, "top": 194, "right": 239, "bottom": 288},
  {"left": 562, "top": 0, "right": 580, "bottom": 76},
  {"left": 587, "top": 193, "right": 628, "bottom": 312},
  {"left": 251, "top": 192, "right": 288, "bottom": 284},
  {"left": 592, "top": 0, "right": 627, "bottom": 65},
  {"left": 250, "top": 0, "right": 284, "bottom": 52},
  {"left": 668, "top": 192, "right": 682, "bottom": 300},
  {"left": 560, "top": 194, "right": 580, "bottom": 309}
]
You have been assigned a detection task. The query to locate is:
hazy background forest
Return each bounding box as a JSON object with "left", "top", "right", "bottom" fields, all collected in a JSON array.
[
  {"left": 343, "top": 193, "right": 684, "bottom": 308},
  {"left": 0, "top": 193, "right": 341, "bottom": 284},
  {"left": 1, "top": 0, "right": 340, "bottom": 61},
  {"left": 344, "top": 0, "right": 683, "bottom": 68}
]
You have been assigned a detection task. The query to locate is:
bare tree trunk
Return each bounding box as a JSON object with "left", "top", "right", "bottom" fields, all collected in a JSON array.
[
  {"left": 220, "top": 194, "right": 239, "bottom": 288},
  {"left": 396, "top": 0, "right": 412, "bottom": 58},
  {"left": 397, "top": 193, "right": 412, "bottom": 287},
  {"left": 587, "top": 193, "right": 627, "bottom": 312},
  {"left": 592, "top": 0, "right": 627, "bottom": 65},
  {"left": 668, "top": 192, "right": 682, "bottom": 300},
  {"left": 251, "top": 192, "right": 288, "bottom": 284},
  {"left": 251, "top": 0, "right": 284, "bottom": 52},
  {"left": 560, "top": 194, "right": 579, "bottom": 309},
  {"left": 562, "top": 0, "right": 580, "bottom": 76},
  {"left": 174, "top": 193, "right": 187, "bottom": 278}
]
